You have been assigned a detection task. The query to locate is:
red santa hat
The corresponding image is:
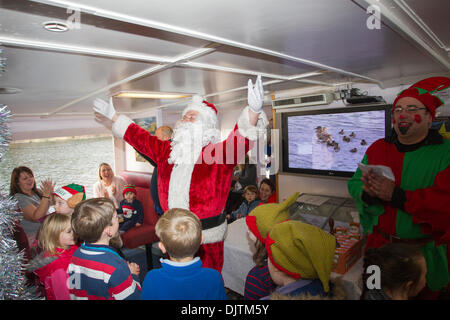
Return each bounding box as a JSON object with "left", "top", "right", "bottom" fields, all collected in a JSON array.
[
  {"left": 123, "top": 184, "right": 137, "bottom": 196},
  {"left": 393, "top": 76, "right": 450, "bottom": 118},
  {"left": 182, "top": 95, "right": 218, "bottom": 127}
]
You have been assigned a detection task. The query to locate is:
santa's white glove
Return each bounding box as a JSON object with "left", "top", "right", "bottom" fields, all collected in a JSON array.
[
  {"left": 247, "top": 75, "right": 264, "bottom": 114},
  {"left": 93, "top": 97, "right": 116, "bottom": 121}
]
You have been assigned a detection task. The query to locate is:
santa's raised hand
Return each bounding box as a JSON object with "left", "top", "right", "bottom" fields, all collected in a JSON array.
[
  {"left": 247, "top": 75, "right": 264, "bottom": 114},
  {"left": 93, "top": 97, "right": 117, "bottom": 122}
]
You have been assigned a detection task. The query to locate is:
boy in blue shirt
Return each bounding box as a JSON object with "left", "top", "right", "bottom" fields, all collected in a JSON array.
[
  {"left": 142, "top": 208, "right": 227, "bottom": 300},
  {"left": 227, "top": 185, "right": 261, "bottom": 222}
]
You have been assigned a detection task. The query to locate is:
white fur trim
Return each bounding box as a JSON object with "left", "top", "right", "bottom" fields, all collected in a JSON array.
[
  {"left": 53, "top": 186, "right": 77, "bottom": 201},
  {"left": 202, "top": 219, "right": 228, "bottom": 244},
  {"left": 167, "top": 160, "right": 227, "bottom": 244},
  {"left": 237, "top": 106, "right": 269, "bottom": 140},
  {"left": 168, "top": 163, "right": 194, "bottom": 210},
  {"left": 112, "top": 115, "right": 134, "bottom": 139},
  {"left": 182, "top": 95, "right": 210, "bottom": 116}
]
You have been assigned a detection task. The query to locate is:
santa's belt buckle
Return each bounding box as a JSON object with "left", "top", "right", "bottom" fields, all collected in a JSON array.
[{"left": 389, "top": 234, "right": 401, "bottom": 242}]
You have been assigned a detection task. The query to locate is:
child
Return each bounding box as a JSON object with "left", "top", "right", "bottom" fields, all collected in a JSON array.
[
  {"left": 263, "top": 220, "right": 336, "bottom": 299},
  {"left": 34, "top": 183, "right": 86, "bottom": 255},
  {"left": 243, "top": 192, "right": 299, "bottom": 300},
  {"left": 53, "top": 183, "right": 86, "bottom": 215},
  {"left": 117, "top": 184, "right": 144, "bottom": 233},
  {"left": 68, "top": 198, "right": 141, "bottom": 300},
  {"left": 141, "top": 208, "right": 227, "bottom": 300},
  {"left": 28, "top": 213, "right": 78, "bottom": 300},
  {"left": 227, "top": 185, "right": 261, "bottom": 222},
  {"left": 361, "top": 243, "right": 427, "bottom": 300}
]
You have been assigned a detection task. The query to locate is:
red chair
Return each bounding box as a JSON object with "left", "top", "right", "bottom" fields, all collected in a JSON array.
[
  {"left": 13, "top": 221, "right": 31, "bottom": 263},
  {"left": 120, "top": 171, "right": 160, "bottom": 269}
]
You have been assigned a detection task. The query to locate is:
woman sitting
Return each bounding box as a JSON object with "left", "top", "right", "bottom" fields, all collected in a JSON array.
[
  {"left": 258, "top": 178, "right": 277, "bottom": 204},
  {"left": 92, "top": 162, "right": 127, "bottom": 208},
  {"left": 10, "top": 166, "right": 55, "bottom": 248}
]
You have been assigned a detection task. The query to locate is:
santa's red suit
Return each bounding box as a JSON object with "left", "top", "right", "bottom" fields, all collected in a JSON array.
[{"left": 112, "top": 103, "right": 267, "bottom": 272}]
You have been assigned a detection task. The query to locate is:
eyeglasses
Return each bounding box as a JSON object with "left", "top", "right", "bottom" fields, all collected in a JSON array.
[{"left": 393, "top": 106, "right": 427, "bottom": 114}]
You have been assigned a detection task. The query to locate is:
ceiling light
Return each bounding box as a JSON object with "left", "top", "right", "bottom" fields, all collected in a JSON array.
[
  {"left": 43, "top": 21, "right": 69, "bottom": 32},
  {"left": 0, "top": 87, "right": 22, "bottom": 94},
  {"left": 113, "top": 91, "right": 192, "bottom": 99}
]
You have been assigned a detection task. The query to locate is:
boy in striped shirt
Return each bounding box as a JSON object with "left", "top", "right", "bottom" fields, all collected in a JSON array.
[{"left": 68, "top": 198, "right": 141, "bottom": 300}]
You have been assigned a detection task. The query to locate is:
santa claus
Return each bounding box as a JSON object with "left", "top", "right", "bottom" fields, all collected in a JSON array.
[{"left": 93, "top": 75, "right": 268, "bottom": 272}]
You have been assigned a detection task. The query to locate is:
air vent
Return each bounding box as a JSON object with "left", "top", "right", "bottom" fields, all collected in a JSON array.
[{"left": 272, "top": 93, "right": 334, "bottom": 109}]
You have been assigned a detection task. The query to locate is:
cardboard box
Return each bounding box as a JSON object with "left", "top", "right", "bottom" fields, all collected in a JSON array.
[{"left": 331, "top": 237, "right": 363, "bottom": 274}]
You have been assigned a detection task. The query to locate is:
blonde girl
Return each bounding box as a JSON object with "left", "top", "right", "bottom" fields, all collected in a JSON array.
[{"left": 31, "top": 214, "right": 78, "bottom": 300}]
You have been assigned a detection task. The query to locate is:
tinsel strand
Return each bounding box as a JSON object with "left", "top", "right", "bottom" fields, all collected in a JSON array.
[{"left": 0, "top": 104, "right": 38, "bottom": 300}]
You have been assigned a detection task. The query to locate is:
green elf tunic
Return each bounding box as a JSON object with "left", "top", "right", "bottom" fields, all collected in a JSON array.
[{"left": 348, "top": 130, "right": 450, "bottom": 291}]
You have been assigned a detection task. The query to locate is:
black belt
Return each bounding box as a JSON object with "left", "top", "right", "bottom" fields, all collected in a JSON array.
[
  {"left": 375, "top": 227, "right": 432, "bottom": 246},
  {"left": 200, "top": 212, "right": 226, "bottom": 230}
]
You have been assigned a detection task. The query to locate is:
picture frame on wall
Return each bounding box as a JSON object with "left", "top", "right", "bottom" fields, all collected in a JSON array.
[
  {"left": 433, "top": 116, "right": 450, "bottom": 140},
  {"left": 125, "top": 112, "right": 159, "bottom": 172}
]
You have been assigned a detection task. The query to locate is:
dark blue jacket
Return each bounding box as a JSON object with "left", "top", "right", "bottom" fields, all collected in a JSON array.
[
  {"left": 117, "top": 198, "right": 144, "bottom": 232},
  {"left": 230, "top": 199, "right": 262, "bottom": 220}
]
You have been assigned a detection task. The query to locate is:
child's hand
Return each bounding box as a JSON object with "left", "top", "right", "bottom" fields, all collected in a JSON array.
[
  {"left": 128, "top": 262, "right": 140, "bottom": 275},
  {"left": 135, "top": 223, "right": 141, "bottom": 227},
  {"left": 237, "top": 214, "right": 243, "bottom": 219}
]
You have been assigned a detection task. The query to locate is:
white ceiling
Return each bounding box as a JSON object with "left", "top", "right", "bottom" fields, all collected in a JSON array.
[{"left": 0, "top": 0, "right": 449, "bottom": 139}]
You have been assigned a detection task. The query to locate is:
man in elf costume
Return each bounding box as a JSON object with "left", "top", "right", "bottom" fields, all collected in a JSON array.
[
  {"left": 348, "top": 76, "right": 450, "bottom": 299},
  {"left": 93, "top": 76, "right": 268, "bottom": 272}
]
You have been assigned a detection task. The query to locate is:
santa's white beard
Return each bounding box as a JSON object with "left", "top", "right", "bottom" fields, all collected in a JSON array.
[{"left": 168, "top": 119, "right": 220, "bottom": 166}]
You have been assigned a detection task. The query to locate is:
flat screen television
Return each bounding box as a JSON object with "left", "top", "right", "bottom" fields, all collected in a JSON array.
[{"left": 281, "top": 104, "right": 392, "bottom": 177}]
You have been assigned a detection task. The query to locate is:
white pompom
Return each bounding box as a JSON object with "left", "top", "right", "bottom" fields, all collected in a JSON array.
[{"left": 191, "top": 95, "right": 203, "bottom": 105}]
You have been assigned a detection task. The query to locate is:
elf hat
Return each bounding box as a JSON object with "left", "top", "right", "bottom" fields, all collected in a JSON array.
[
  {"left": 393, "top": 76, "right": 450, "bottom": 118},
  {"left": 53, "top": 184, "right": 86, "bottom": 208},
  {"left": 245, "top": 192, "right": 299, "bottom": 244},
  {"left": 266, "top": 220, "right": 336, "bottom": 292},
  {"left": 123, "top": 184, "right": 137, "bottom": 196}
]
